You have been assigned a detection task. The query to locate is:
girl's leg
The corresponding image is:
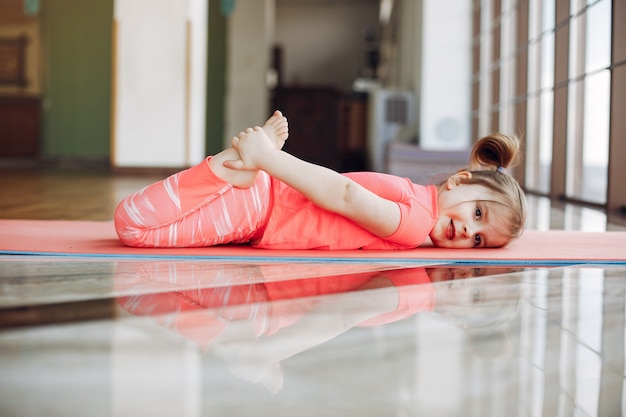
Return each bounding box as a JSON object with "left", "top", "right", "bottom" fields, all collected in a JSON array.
[
  {"left": 113, "top": 111, "right": 287, "bottom": 248},
  {"left": 114, "top": 159, "right": 271, "bottom": 248}
]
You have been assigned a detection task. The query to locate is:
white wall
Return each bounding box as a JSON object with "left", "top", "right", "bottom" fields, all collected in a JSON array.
[
  {"left": 113, "top": 0, "right": 207, "bottom": 167},
  {"left": 274, "top": 0, "right": 379, "bottom": 89},
  {"left": 187, "top": 0, "right": 208, "bottom": 163},
  {"left": 418, "top": 0, "right": 472, "bottom": 150}
]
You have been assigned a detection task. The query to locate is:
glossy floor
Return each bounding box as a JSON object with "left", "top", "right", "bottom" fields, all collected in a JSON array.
[
  {"left": 1, "top": 169, "right": 626, "bottom": 416},
  {"left": 1, "top": 258, "right": 625, "bottom": 416}
]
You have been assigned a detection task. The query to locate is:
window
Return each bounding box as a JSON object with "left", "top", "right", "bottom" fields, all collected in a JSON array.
[
  {"left": 473, "top": 0, "right": 621, "bottom": 210},
  {"left": 566, "top": 0, "right": 611, "bottom": 204},
  {"left": 525, "top": 0, "right": 554, "bottom": 195}
]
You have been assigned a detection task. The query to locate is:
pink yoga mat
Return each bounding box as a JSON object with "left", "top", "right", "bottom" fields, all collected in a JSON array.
[{"left": 0, "top": 219, "right": 625, "bottom": 264}]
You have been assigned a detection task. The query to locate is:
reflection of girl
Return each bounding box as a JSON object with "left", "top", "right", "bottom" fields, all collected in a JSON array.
[
  {"left": 115, "top": 263, "right": 436, "bottom": 348},
  {"left": 115, "top": 263, "right": 435, "bottom": 394},
  {"left": 115, "top": 262, "right": 522, "bottom": 392}
]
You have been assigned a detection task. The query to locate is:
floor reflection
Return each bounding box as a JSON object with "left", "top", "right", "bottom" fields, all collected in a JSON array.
[
  {"left": 0, "top": 258, "right": 624, "bottom": 416},
  {"left": 114, "top": 262, "right": 524, "bottom": 394}
]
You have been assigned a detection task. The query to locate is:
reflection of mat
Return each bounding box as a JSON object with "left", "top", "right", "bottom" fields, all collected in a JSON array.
[{"left": 1, "top": 219, "right": 625, "bottom": 265}]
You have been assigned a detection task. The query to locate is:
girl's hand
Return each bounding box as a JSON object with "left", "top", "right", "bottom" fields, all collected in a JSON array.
[{"left": 223, "top": 127, "right": 276, "bottom": 171}]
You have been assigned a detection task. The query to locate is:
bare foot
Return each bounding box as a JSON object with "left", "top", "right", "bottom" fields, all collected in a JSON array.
[{"left": 262, "top": 110, "right": 288, "bottom": 150}]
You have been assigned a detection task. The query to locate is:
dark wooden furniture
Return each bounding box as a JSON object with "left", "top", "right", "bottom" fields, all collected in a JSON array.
[
  {"left": 337, "top": 92, "right": 368, "bottom": 171},
  {"left": 0, "top": 35, "right": 28, "bottom": 88},
  {"left": 0, "top": 95, "right": 41, "bottom": 157},
  {"left": 271, "top": 87, "right": 368, "bottom": 172},
  {"left": 272, "top": 86, "right": 341, "bottom": 170}
]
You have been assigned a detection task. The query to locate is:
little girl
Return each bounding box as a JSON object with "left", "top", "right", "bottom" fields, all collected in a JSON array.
[{"left": 114, "top": 111, "right": 526, "bottom": 250}]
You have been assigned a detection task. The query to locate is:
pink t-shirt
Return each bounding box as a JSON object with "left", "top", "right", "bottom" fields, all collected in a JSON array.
[{"left": 253, "top": 172, "right": 438, "bottom": 250}]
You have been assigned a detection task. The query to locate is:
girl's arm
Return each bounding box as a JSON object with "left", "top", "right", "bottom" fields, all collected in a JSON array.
[{"left": 224, "top": 127, "right": 401, "bottom": 238}]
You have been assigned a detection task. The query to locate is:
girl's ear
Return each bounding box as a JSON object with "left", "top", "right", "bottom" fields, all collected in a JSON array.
[{"left": 446, "top": 171, "right": 473, "bottom": 190}]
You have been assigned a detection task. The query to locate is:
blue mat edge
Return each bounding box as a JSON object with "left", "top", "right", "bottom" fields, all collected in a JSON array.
[{"left": 1, "top": 249, "right": 624, "bottom": 266}]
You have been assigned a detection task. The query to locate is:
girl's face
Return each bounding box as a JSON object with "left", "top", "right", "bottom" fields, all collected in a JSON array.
[{"left": 430, "top": 172, "right": 509, "bottom": 249}]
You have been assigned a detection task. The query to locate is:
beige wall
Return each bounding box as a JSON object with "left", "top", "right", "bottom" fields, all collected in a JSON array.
[
  {"left": 274, "top": 0, "right": 379, "bottom": 88},
  {"left": 224, "top": 0, "right": 274, "bottom": 146}
]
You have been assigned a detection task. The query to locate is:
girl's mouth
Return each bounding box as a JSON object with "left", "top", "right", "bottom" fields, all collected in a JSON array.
[{"left": 446, "top": 220, "right": 455, "bottom": 240}]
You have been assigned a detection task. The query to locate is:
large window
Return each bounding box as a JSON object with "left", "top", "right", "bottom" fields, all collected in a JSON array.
[
  {"left": 525, "top": 0, "right": 554, "bottom": 195},
  {"left": 473, "top": 0, "right": 622, "bottom": 211},
  {"left": 566, "top": 0, "right": 611, "bottom": 205}
]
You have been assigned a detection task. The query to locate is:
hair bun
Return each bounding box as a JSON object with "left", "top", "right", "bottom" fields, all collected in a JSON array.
[{"left": 469, "top": 133, "right": 520, "bottom": 171}]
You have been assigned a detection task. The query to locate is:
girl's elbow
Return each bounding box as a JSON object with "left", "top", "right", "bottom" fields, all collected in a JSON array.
[{"left": 338, "top": 181, "right": 359, "bottom": 213}]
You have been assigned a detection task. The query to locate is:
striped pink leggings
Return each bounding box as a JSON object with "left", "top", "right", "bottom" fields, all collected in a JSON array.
[{"left": 114, "top": 157, "right": 272, "bottom": 248}]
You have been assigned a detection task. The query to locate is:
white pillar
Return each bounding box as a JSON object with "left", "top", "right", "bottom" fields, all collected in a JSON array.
[
  {"left": 419, "top": 0, "right": 472, "bottom": 150},
  {"left": 112, "top": 0, "right": 207, "bottom": 167}
]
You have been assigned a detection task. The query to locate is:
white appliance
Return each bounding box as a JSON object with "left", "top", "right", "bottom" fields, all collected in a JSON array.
[{"left": 367, "top": 88, "right": 416, "bottom": 172}]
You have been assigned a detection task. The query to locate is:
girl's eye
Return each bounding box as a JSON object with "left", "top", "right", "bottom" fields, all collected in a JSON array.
[
  {"left": 475, "top": 207, "right": 482, "bottom": 220},
  {"left": 474, "top": 234, "right": 482, "bottom": 247}
]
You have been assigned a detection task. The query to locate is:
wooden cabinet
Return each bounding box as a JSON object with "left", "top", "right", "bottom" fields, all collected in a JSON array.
[
  {"left": 272, "top": 87, "right": 340, "bottom": 170},
  {"left": 271, "top": 87, "right": 368, "bottom": 172},
  {"left": 337, "top": 92, "right": 368, "bottom": 171},
  {"left": 0, "top": 96, "right": 40, "bottom": 157}
]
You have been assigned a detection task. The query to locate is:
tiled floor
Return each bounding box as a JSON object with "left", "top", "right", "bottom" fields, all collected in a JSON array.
[{"left": 1, "top": 171, "right": 625, "bottom": 416}]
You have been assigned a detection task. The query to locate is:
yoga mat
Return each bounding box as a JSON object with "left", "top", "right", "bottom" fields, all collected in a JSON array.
[{"left": 0, "top": 219, "right": 625, "bottom": 265}]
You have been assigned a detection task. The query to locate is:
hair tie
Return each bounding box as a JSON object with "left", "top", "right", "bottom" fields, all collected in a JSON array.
[{"left": 497, "top": 166, "right": 507, "bottom": 174}]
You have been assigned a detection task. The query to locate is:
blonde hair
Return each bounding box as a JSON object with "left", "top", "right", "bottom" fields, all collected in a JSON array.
[{"left": 457, "top": 133, "right": 527, "bottom": 246}]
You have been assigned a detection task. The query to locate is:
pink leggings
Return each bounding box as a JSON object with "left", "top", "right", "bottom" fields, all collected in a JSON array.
[{"left": 114, "top": 157, "right": 272, "bottom": 248}]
